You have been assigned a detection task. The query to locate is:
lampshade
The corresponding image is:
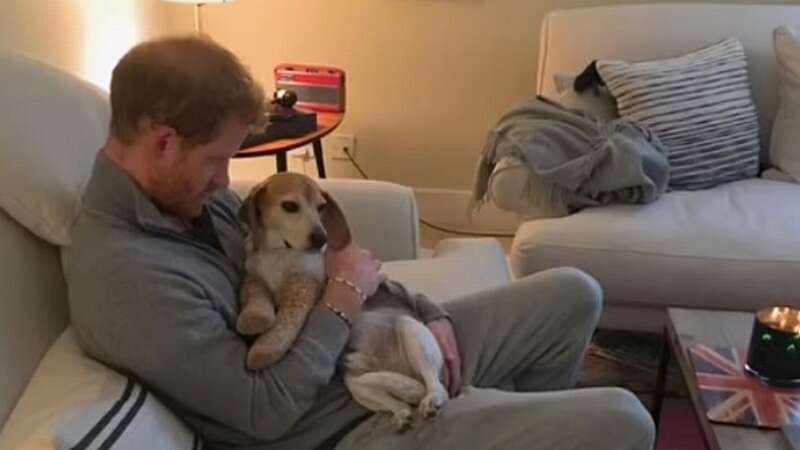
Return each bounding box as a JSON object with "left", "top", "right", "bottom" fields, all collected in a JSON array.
[{"left": 163, "top": 0, "right": 234, "bottom": 3}]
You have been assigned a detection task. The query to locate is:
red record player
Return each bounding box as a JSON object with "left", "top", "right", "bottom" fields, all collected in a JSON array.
[{"left": 274, "top": 64, "right": 345, "bottom": 113}]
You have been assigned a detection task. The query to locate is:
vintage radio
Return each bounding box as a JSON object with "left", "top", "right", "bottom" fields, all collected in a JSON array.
[{"left": 274, "top": 64, "right": 345, "bottom": 113}]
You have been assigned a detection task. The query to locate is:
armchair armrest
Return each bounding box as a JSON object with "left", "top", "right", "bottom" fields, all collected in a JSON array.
[{"left": 230, "top": 177, "right": 420, "bottom": 262}]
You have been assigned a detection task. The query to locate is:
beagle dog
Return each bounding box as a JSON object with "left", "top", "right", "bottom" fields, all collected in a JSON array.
[{"left": 237, "top": 173, "right": 449, "bottom": 430}]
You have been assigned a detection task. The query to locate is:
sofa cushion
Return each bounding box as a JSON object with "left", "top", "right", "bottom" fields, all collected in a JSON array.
[
  {"left": 0, "top": 329, "right": 200, "bottom": 450},
  {"left": 510, "top": 178, "right": 800, "bottom": 313},
  {"left": 597, "top": 38, "right": 761, "bottom": 191},
  {"left": 0, "top": 51, "right": 109, "bottom": 246},
  {"left": 771, "top": 26, "right": 800, "bottom": 182},
  {"left": 384, "top": 238, "right": 511, "bottom": 302}
]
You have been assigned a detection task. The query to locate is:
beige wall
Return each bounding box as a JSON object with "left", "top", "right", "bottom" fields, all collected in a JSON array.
[
  {"left": 205, "top": 0, "right": 800, "bottom": 192},
  {"left": 0, "top": 0, "right": 187, "bottom": 89},
  {"left": 3, "top": 1, "right": 797, "bottom": 230}
]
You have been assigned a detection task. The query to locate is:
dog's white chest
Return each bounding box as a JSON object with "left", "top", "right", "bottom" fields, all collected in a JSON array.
[{"left": 248, "top": 250, "right": 325, "bottom": 294}]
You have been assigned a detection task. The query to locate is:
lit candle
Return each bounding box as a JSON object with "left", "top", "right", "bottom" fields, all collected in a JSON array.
[{"left": 760, "top": 306, "right": 800, "bottom": 335}]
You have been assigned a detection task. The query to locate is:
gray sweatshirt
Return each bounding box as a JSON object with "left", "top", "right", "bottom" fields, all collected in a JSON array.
[{"left": 65, "top": 152, "right": 447, "bottom": 450}]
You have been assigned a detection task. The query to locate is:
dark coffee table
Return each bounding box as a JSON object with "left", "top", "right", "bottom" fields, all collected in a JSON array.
[{"left": 654, "top": 308, "right": 793, "bottom": 450}]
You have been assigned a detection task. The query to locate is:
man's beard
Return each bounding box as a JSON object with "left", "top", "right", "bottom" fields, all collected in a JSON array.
[{"left": 150, "top": 179, "right": 206, "bottom": 221}]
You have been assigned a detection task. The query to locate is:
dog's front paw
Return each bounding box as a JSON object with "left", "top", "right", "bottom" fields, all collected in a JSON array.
[
  {"left": 237, "top": 307, "right": 275, "bottom": 336},
  {"left": 390, "top": 408, "right": 413, "bottom": 432},
  {"left": 418, "top": 385, "right": 448, "bottom": 419}
]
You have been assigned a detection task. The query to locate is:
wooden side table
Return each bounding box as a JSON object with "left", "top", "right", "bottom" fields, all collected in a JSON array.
[
  {"left": 234, "top": 111, "right": 344, "bottom": 178},
  {"left": 653, "top": 308, "right": 793, "bottom": 450}
]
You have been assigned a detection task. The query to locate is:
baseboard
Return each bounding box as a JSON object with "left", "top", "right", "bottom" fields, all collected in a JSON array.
[{"left": 413, "top": 188, "right": 519, "bottom": 233}]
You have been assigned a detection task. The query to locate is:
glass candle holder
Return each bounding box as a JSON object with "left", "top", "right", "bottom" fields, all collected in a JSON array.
[{"left": 745, "top": 306, "right": 800, "bottom": 386}]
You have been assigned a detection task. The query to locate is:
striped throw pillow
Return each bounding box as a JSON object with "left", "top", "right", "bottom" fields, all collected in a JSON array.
[{"left": 597, "top": 38, "right": 761, "bottom": 190}]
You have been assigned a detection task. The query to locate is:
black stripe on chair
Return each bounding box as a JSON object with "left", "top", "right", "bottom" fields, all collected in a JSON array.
[
  {"left": 98, "top": 383, "right": 148, "bottom": 449},
  {"left": 69, "top": 378, "right": 136, "bottom": 450}
]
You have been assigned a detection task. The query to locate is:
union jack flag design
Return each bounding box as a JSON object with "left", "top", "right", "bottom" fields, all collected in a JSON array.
[{"left": 688, "top": 344, "right": 800, "bottom": 429}]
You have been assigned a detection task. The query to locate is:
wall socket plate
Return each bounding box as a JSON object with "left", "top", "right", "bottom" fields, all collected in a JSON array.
[{"left": 326, "top": 134, "right": 356, "bottom": 160}]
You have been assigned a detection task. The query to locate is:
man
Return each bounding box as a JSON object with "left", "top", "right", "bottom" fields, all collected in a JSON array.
[{"left": 66, "top": 36, "right": 655, "bottom": 450}]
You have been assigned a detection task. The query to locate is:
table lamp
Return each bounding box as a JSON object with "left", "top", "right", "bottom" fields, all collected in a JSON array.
[{"left": 162, "top": 0, "right": 235, "bottom": 35}]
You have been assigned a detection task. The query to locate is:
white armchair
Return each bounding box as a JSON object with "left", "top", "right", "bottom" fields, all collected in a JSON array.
[
  {"left": 0, "top": 50, "right": 511, "bottom": 444},
  {"left": 487, "top": 4, "right": 800, "bottom": 332}
]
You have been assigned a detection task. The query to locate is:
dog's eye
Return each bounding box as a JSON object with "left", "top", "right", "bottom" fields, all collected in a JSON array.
[{"left": 281, "top": 201, "right": 299, "bottom": 213}]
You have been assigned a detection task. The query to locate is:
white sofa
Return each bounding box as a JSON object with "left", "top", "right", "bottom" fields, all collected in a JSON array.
[
  {"left": 488, "top": 4, "right": 800, "bottom": 332},
  {"left": 0, "top": 51, "right": 511, "bottom": 445}
]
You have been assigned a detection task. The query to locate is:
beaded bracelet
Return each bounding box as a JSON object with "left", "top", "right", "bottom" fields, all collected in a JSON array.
[
  {"left": 328, "top": 276, "right": 367, "bottom": 302},
  {"left": 323, "top": 302, "right": 353, "bottom": 328}
]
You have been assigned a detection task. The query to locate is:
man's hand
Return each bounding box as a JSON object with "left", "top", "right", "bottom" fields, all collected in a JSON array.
[
  {"left": 324, "top": 243, "right": 386, "bottom": 321},
  {"left": 326, "top": 243, "right": 386, "bottom": 297},
  {"left": 427, "top": 318, "right": 462, "bottom": 397}
]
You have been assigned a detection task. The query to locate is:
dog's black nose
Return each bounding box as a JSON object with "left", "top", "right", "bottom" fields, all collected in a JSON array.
[{"left": 309, "top": 231, "right": 327, "bottom": 250}]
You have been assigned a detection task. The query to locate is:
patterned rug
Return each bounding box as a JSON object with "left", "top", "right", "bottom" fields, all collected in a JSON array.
[
  {"left": 578, "top": 330, "right": 688, "bottom": 408},
  {"left": 579, "top": 331, "right": 707, "bottom": 449}
]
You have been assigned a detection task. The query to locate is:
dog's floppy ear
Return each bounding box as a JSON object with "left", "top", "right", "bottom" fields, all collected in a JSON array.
[
  {"left": 321, "top": 191, "right": 351, "bottom": 250},
  {"left": 239, "top": 183, "right": 267, "bottom": 250}
]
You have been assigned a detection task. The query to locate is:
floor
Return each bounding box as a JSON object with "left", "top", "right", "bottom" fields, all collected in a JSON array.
[
  {"left": 580, "top": 332, "right": 707, "bottom": 450},
  {"left": 421, "top": 226, "right": 709, "bottom": 450},
  {"left": 656, "top": 399, "right": 707, "bottom": 450}
]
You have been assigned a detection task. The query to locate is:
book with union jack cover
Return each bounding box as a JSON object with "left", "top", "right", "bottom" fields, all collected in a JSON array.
[{"left": 688, "top": 344, "right": 800, "bottom": 429}]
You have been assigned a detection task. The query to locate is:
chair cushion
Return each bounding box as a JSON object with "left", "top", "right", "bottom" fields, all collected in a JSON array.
[
  {"left": 384, "top": 238, "right": 511, "bottom": 303},
  {"left": 0, "top": 329, "right": 200, "bottom": 450},
  {"left": 510, "top": 178, "right": 800, "bottom": 312},
  {"left": 0, "top": 51, "right": 109, "bottom": 246}
]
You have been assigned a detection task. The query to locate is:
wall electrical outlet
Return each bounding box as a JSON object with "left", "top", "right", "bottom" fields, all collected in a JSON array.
[{"left": 326, "top": 134, "right": 356, "bottom": 160}]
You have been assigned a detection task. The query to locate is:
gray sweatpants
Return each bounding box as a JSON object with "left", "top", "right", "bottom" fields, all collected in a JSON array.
[{"left": 335, "top": 267, "right": 655, "bottom": 450}]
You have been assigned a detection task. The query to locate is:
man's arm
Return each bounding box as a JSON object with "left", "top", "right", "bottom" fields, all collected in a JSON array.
[
  {"left": 88, "top": 262, "right": 355, "bottom": 442},
  {"left": 379, "top": 280, "right": 451, "bottom": 324}
]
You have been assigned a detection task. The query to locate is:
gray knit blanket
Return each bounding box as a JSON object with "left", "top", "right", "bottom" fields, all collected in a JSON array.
[{"left": 471, "top": 96, "right": 670, "bottom": 217}]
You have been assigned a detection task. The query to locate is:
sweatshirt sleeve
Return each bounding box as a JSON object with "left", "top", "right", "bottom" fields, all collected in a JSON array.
[
  {"left": 378, "top": 280, "right": 451, "bottom": 324},
  {"left": 78, "top": 259, "right": 349, "bottom": 443}
]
